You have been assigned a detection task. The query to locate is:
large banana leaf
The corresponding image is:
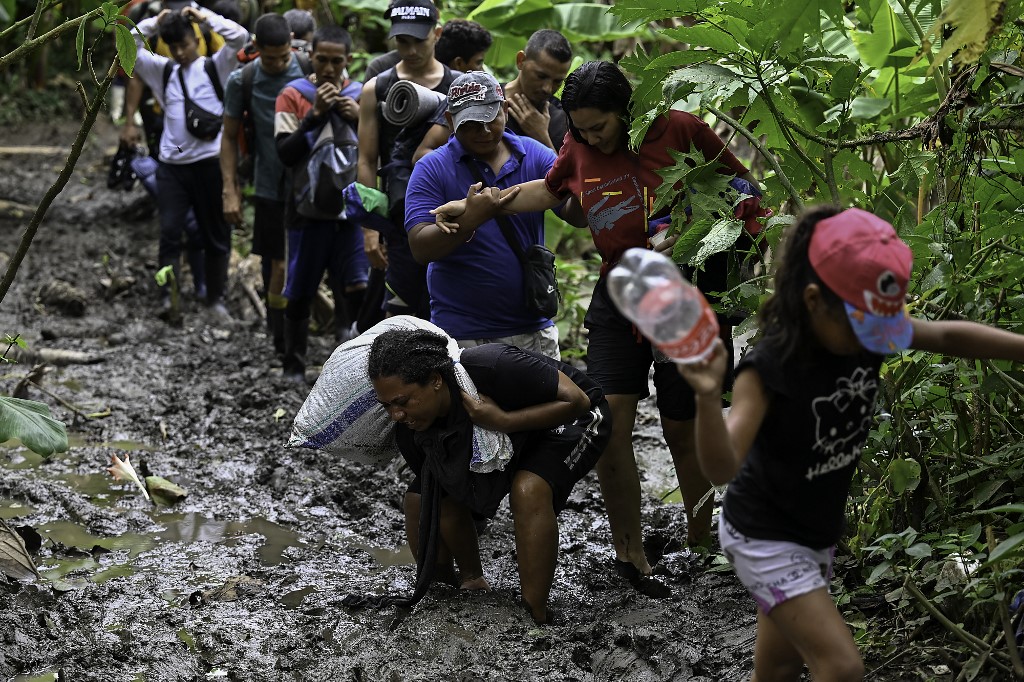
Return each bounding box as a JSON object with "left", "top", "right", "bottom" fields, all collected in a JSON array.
[{"left": 0, "top": 396, "right": 68, "bottom": 457}]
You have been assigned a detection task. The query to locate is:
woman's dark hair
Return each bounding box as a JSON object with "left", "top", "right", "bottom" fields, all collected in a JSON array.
[
  {"left": 434, "top": 19, "right": 492, "bottom": 67},
  {"left": 367, "top": 329, "right": 458, "bottom": 388},
  {"left": 560, "top": 61, "right": 632, "bottom": 144},
  {"left": 758, "top": 205, "right": 846, "bottom": 363},
  {"left": 158, "top": 11, "right": 193, "bottom": 46}
]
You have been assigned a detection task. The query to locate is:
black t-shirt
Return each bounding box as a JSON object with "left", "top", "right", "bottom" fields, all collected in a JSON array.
[
  {"left": 503, "top": 92, "right": 568, "bottom": 152},
  {"left": 363, "top": 50, "right": 401, "bottom": 82},
  {"left": 723, "top": 337, "right": 883, "bottom": 549},
  {"left": 460, "top": 343, "right": 601, "bottom": 446},
  {"left": 394, "top": 343, "right": 602, "bottom": 516}
]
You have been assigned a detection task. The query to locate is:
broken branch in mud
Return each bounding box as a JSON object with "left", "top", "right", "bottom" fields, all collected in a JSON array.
[
  {"left": 6, "top": 346, "right": 104, "bottom": 366},
  {"left": 242, "top": 281, "right": 266, "bottom": 319}
]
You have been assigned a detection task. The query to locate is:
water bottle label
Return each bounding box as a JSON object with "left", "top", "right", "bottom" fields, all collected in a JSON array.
[{"left": 655, "top": 305, "right": 719, "bottom": 362}]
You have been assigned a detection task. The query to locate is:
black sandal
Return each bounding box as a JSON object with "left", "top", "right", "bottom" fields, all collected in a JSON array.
[{"left": 612, "top": 559, "right": 672, "bottom": 599}]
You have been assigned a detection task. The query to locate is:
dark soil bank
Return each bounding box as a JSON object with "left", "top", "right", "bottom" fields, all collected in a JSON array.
[{"left": 0, "top": 119, "right": 764, "bottom": 681}]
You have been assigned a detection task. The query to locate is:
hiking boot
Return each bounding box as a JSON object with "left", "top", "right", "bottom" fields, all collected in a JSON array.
[
  {"left": 283, "top": 316, "right": 309, "bottom": 384},
  {"left": 157, "top": 293, "right": 173, "bottom": 320},
  {"left": 207, "top": 299, "right": 232, "bottom": 322}
]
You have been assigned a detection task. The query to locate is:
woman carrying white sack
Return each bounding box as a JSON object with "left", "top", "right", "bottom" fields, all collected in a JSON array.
[{"left": 358, "top": 328, "right": 611, "bottom": 625}]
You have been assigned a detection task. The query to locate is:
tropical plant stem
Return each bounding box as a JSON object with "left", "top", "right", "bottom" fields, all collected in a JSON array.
[
  {"left": 705, "top": 104, "right": 804, "bottom": 211},
  {"left": 904, "top": 576, "right": 1012, "bottom": 674},
  {"left": 753, "top": 69, "right": 829, "bottom": 187},
  {"left": 0, "top": 56, "right": 118, "bottom": 308},
  {"left": 986, "top": 526, "right": 1024, "bottom": 679}
]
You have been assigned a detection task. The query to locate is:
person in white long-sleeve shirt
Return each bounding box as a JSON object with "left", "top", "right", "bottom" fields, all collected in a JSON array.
[{"left": 128, "top": 6, "right": 247, "bottom": 319}]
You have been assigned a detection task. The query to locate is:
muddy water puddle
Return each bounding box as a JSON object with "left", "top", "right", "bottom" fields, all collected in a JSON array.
[{"left": 4, "top": 432, "right": 416, "bottom": 602}]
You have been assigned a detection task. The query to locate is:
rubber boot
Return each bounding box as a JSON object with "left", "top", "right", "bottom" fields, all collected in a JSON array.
[
  {"left": 204, "top": 251, "right": 231, "bottom": 321},
  {"left": 331, "top": 286, "right": 357, "bottom": 346},
  {"left": 186, "top": 246, "right": 206, "bottom": 301},
  {"left": 267, "top": 306, "right": 286, "bottom": 360},
  {"left": 282, "top": 317, "right": 309, "bottom": 383}
]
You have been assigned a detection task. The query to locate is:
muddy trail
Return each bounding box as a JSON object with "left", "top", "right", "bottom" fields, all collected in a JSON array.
[{"left": 0, "top": 117, "right": 764, "bottom": 682}]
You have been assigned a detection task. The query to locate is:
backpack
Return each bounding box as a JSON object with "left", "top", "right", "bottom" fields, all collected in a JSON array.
[
  {"left": 236, "top": 52, "right": 313, "bottom": 182},
  {"left": 290, "top": 78, "right": 362, "bottom": 221}
]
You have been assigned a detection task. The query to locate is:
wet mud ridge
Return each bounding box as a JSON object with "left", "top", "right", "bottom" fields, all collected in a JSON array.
[{"left": 0, "top": 119, "right": 756, "bottom": 681}]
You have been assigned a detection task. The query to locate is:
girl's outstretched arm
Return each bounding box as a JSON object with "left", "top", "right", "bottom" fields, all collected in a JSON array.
[
  {"left": 431, "top": 179, "right": 562, "bottom": 233},
  {"left": 910, "top": 319, "right": 1024, "bottom": 361},
  {"left": 678, "top": 340, "right": 769, "bottom": 485}
]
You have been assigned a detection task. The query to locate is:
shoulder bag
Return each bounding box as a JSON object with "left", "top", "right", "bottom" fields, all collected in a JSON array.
[{"left": 465, "top": 161, "right": 560, "bottom": 319}]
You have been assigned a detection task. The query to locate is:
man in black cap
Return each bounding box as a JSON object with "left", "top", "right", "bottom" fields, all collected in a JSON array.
[{"left": 356, "top": 0, "right": 461, "bottom": 324}]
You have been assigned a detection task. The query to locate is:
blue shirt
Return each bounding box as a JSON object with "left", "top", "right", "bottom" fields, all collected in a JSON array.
[
  {"left": 405, "top": 131, "right": 557, "bottom": 339},
  {"left": 224, "top": 54, "right": 306, "bottom": 200}
]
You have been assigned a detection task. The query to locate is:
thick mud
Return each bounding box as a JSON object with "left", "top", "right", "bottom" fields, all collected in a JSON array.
[{"left": 0, "top": 118, "right": 766, "bottom": 681}]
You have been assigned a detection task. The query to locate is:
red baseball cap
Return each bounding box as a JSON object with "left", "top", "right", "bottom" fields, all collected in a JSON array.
[{"left": 808, "top": 208, "right": 913, "bottom": 354}]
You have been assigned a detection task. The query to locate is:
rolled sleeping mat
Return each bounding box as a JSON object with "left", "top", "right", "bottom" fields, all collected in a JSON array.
[{"left": 382, "top": 80, "right": 447, "bottom": 127}]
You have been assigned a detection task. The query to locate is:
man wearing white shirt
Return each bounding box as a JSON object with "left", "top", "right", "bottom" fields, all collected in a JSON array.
[{"left": 126, "top": 5, "right": 246, "bottom": 319}]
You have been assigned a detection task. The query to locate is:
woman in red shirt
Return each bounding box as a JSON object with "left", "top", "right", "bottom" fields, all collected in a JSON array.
[{"left": 431, "top": 60, "right": 761, "bottom": 589}]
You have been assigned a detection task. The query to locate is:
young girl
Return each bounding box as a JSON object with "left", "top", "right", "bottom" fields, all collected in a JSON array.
[{"left": 677, "top": 206, "right": 1024, "bottom": 680}]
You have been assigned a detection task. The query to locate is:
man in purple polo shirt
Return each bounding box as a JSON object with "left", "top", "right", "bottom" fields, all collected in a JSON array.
[{"left": 404, "top": 72, "right": 563, "bottom": 358}]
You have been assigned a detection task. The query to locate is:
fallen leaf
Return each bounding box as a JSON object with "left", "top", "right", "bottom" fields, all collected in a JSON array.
[
  {"left": 106, "top": 453, "right": 150, "bottom": 501},
  {"left": 145, "top": 476, "right": 187, "bottom": 505},
  {"left": 0, "top": 518, "right": 41, "bottom": 581}
]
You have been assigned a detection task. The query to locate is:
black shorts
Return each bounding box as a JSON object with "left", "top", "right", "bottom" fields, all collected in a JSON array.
[
  {"left": 408, "top": 400, "right": 611, "bottom": 514},
  {"left": 251, "top": 197, "right": 286, "bottom": 260},
  {"left": 584, "top": 277, "right": 734, "bottom": 422}
]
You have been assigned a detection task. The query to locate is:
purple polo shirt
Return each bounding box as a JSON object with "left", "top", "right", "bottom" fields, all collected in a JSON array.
[{"left": 405, "top": 131, "right": 557, "bottom": 339}]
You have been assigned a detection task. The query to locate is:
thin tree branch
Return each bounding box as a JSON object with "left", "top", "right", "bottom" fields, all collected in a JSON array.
[
  {"left": 753, "top": 67, "right": 829, "bottom": 186},
  {"left": 0, "top": 56, "right": 119, "bottom": 308},
  {"left": 904, "top": 576, "right": 1013, "bottom": 676},
  {"left": 823, "top": 147, "right": 840, "bottom": 205},
  {"left": 0, "top": 0, "right": 61, "bottom": 41},
  {"left": 0, "top": 9, "right": 103, "bottom": 73},
  {"left": 706, "top": 104, "right": 805, "bottom": 211},
  {"left": 26, "top": 0, "right": 45, "bottom": 41}
]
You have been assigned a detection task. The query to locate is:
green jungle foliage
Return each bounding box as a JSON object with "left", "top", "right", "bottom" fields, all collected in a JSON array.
[
  {"left": 3, "top": 0, "right": 1024, "bottom": 672},
  {"left": 607, "top": 0, "right": 1024, "bottom": 671}
]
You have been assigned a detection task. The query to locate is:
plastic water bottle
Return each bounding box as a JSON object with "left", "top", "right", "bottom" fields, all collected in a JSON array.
[{"left": 607, "top": 248, "right": 720, "bottom": 363}]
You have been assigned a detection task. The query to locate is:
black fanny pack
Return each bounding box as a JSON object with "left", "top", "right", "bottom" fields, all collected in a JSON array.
[
  {"left": 167, "top": 59, "right": 224, "bottom": 142},
  {"left": 465, "top": 162, "right": 560, "bottom": 319}
]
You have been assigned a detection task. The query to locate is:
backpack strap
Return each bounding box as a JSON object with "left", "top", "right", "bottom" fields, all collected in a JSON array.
[
  {"left": 295, "top": 51, "right": 313, "bottom": 76},
  {"left": 374, "top": 67, "right": 397, "bottom": 103},
  {"left": 340, "top": 79, "right": 362, "bottom": 100},
  {"left": 240, "top": 61, "right": 256, "bottom": 117},
  {"left": 204, "top": 57, "right": 224, "bottom": 102},
  {"left": 200, "top": 23, "right": 213, "bottom": 56},
  {"left": 293, "top": 76, "right": 318, "bottom": 104},
  {"left": 162, "top": 61, "right": 173, "bottom": 94}
]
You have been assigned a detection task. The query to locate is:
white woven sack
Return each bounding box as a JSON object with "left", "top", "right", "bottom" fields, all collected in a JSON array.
[{"left": 288, "top": 316, "right": 513, "bottom": 473}]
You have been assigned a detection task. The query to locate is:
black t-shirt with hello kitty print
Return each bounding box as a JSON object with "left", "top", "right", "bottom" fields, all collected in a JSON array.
[{"left": 722, "top": 338, "right": 884, "bottom": 549}]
